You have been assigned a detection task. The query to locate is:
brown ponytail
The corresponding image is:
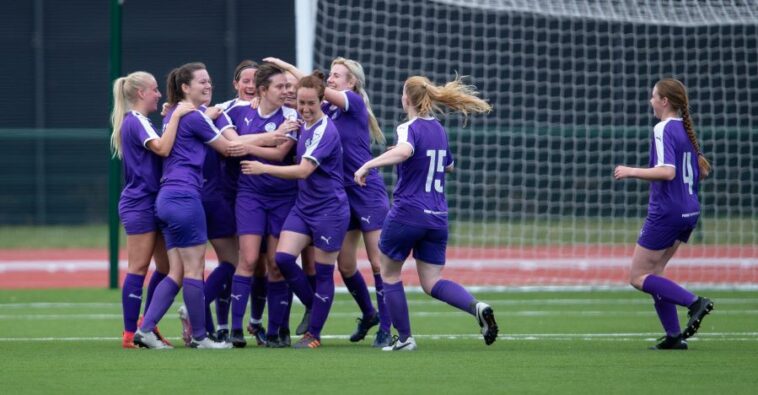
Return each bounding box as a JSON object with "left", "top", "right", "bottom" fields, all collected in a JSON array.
[{"left": 655, "top": 78, "right": 711, "bottom": 179}]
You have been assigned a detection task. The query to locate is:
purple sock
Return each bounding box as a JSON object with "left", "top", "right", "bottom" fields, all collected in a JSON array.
[
  {"left": 121, "top": 273, "right": 145, "bottom": 332},
  {"left": 642, "top": 274, "right": 697, "bottom": 307},
  {"left": 276, "top": 252, "right": 313, "bottom": 309},
  {"left": 343, "top": 270, "right": 377, "bottom": 318},
  {"left": 282, "top": 288, "right": 293, "bottom": 330},
  {"left": 204, "top": 304, "right": 215, "bottom": 334},
  {"left": 266, "top": 280, "right": 289, "bottom": 337},
  {"left": 230, "top": 275, "right": 252, "bottom": 330},
  {"left": 250, "top": 275, "right": 267, "bottom": 322},
  {"left": 205, "top": 262, "right": 235, "bottom": 302},
  {"left": 653, "top": 295, "right": 681, "bottom": 337},
  {"left": 308, "top": 263, "right": 335, "bottom": 339},
  {"left": 183, "top": 278, "right": 207, "bottom": 341},
  {"left": 383, "top": 281, "right": 411, "bottom": 341},
  {"left": 431, "top": 279, "right": 477, "bottom": 316},
  {"left": 374, "top": 273, "right": 391, "bottom": 332},
  {"left": 144, "top": 271, "right": 167, "bottom": 312},
  {"left": 204, "top": 262, "right": 235, "bottom": 333},
  {"left": 307, "top": 274, "right": 317, "bottom": 291},
  {"left": 139, "top": 277, "right": 180, "bottom": 333},
  {"left": 215, "top": 274, "right": 232, "bottom": 328}
]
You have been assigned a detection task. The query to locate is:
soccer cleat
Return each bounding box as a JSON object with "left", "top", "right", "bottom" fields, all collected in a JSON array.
[
  {"left": 475, "top": 302, "right": 499, "bottom": 345},
  {"left": 190, "top": 337, "right": 233, "bottom": 349},
  {"left": 382, "top": 335, "right": 417, "bottom": 352},
  {"left": 683, "top": 297, "right": 714, "bottom": 339},
  {"left": 246, "top": 322, "right": 267, "bottom": 346},
  {"left": 265, "top": 335, "right": 289, "bottom": 348},
  {"left": 293, "top": 332, "right": 321, "bottom": 349},
  {"left": 372, "top": 329, "right": 392, "bottom": 348},
  {"left": 137, "top": 315, "right": 172, "bottom": 347},
  {"left": 349, "top": 313, "right": 380, "bottom": 342},
  {"left": 122, "top": 331, "right": 138, "bottom": 349},
  {"left": 229, "top": 329, "right": 247, "bottom": 348},
  {"left": 178, "top": 305, "right": 192, "bottom": 347},
  {"left": 649, "top": 335, "right": 688, "bottom": 350},
  {"left": 134, "top": 329, "right": 171, "bottom": 349},
  {"left": 279, "top": 327, "right": 291, "bottom": 347},
  {"left": 153, "top": 326, "right": 172, "bottom": 347},
  {"left": 295, "top": 309, "right": 311, "bottom": 336},
  {"left": 215, "top": 328, "right": 230, "bottom": 343}
]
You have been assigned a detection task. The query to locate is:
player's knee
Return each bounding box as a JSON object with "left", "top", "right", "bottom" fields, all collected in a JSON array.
[{"left": 629, "top": 274, "right": 646, "bottom": 290}]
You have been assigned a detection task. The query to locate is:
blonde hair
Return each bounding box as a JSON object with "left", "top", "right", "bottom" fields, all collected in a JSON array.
[
  {"left": 110, "top": 71, "right": 155, "bottom": 158},
  {"left": 331, "top": 57, "right": 384, "bottom": 144},
  {"left": 655, "top": 78, "right": 711, "bottom": 179},
  {"left": 404, "top": 75, "right": 492, "bottom": 121}
]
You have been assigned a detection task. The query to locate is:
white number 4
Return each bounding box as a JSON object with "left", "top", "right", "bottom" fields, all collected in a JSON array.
[
  {"left": 682, "top": 152, "right": 694, "bottom": 195},
  {"left": 425, "top": 149, "right": 446, "bottom": 193}
]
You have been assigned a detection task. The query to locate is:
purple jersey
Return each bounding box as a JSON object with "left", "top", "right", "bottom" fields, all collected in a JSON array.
[
  {"left": 226, "top": 102, "right": 298, "bottom": 197},
  {"left": 120, "top": 111, "right": 162, "bottom": 200},
  {"left": 160, "top": 107, "right": 221, "bottom": 191},
  {"left": 387, "top": 117, "right": 454, "bottom": 230},
  {"left": 647, "top": 118, "right": 700, "bottom": 223},
  {"left": 201, "top": 108, "right": 237, "bottom": 200},
  {"left": 294, "top": 115, "right": 348, "bottom": 217},
  {"left": 322, "top": 90, "right": 382, "bottom": 187}
]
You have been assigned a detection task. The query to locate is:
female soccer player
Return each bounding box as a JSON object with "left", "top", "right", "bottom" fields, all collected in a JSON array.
[
  {"left": 225, "top": 62, "right": 300, "bottom": 348},
  {"left": 265, "top": 56, "right": 392, "bottom": 347},
  {"left": 189, "top": 60, "right": 259, "bottom": 343},
  {"left": 133, "top": 62, "right": 277, "bottom": 349},
  {"left": 178, "top": 100, "right": 240, "bottom": 345},
  {"left": 241, "top": 71, "right": 350, "bottom": 349},
  {"left": 216, "top": 60, "right": 258, "bottom": 110},
  {"left": 614, "top": 78, "right": 714, "bottom": 350},
  {"left": 185, "top": 60, "right": 259, "bottom": 344},
  {"left": 111, "top": 71, "right": 193, "bottom": 348},
  {"left": 354, "top": 75, "right": 498, "bottom": 351}
]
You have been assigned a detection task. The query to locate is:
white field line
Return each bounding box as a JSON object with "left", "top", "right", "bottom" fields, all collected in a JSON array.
[
  {"left": 2, "top": 257, "right": 758, "bottom": 273},
  {"left": 1, "top": 332, "right": 757, "bottom": 342},
  {"left": 2, "top": 310, "right": 758, "bottom": 321},
  {"left": 1, "top": 298, "right": 757, "bottom": 310}
]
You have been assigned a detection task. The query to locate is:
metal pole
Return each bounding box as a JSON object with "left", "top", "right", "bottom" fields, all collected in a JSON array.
[
  {"left": 33, "top": 0, "right": 46, "bottom": 224},
  {"left": 108, "top": 0, "right": 123, "bottom": 289}
]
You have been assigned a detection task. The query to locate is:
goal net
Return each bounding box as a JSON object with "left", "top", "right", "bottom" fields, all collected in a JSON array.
[{"left": 310, "top": 0, "right": 758, "bottom": 287}]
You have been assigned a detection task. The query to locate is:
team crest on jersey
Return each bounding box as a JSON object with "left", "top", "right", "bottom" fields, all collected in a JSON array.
[
  {"left": 305, "top": 137, "right": 313, "bottom": 148},
  {"left": 265, "top": 122, "right": 277, "bottom": 132}
]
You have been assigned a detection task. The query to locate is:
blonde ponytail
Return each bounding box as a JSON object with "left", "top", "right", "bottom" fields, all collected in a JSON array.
[
  {"left": 405, "top": 75, "right": 491, "bottom": 121},
  {"left": 110, "top": 77, "right": 128, "bottom": 158},
  {"left": 109, "top": 71, "right": 157, "bottom": 158}
]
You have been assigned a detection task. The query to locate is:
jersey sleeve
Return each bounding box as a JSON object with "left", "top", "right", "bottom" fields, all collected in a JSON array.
[
  {"left": 188, "top": 111, "right": 222, "bottom": 144},
  {"left": 444, "top": 141, "right": 454, "bottom": 168},
  {"left": 653, "top": 122, "right": 676, "bottom": 168},
  {"left": 133, "top": 114, "right": 160, "bottom": 148},
  {"left": 214, "top": 111, "right": 235, "bottom": 133},
  {"left": 303, "top": 122, "right": 338, "bottom": 167},
  {"left": 396, "top": 121, "right": 415, "bottom": 154},
  {"left": 343, "top": 90, "right": 364, "bottom": 114}
]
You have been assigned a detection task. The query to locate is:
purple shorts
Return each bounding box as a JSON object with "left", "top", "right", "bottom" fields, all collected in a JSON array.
[
  {"left": 637, "top": 216, "right": 698, "bottom": 251},
  {"left": 236, "top": 190, "right": 295, "bottom": 237},
  {"left": 379, "top": 219, "right": 448, "bottom": 265},
  {"left": 118, "top": 195, "right": 158, "bottom": 235},
  {"left": 203, "top": 196, "right": 236, "bottom": 240},
  {"left": 345, "top": 183, "right": 389, "bottom": 232},
  {"left": 156, "top": 188, "right": 207, "bottom": 250},
  {"left": 282, "top": 207, "right": 349, "bottom": 253}
]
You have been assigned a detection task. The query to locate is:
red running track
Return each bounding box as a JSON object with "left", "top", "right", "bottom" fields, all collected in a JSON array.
[{"left": 0, "top": 246, "right": 756, "bottom": 289}]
